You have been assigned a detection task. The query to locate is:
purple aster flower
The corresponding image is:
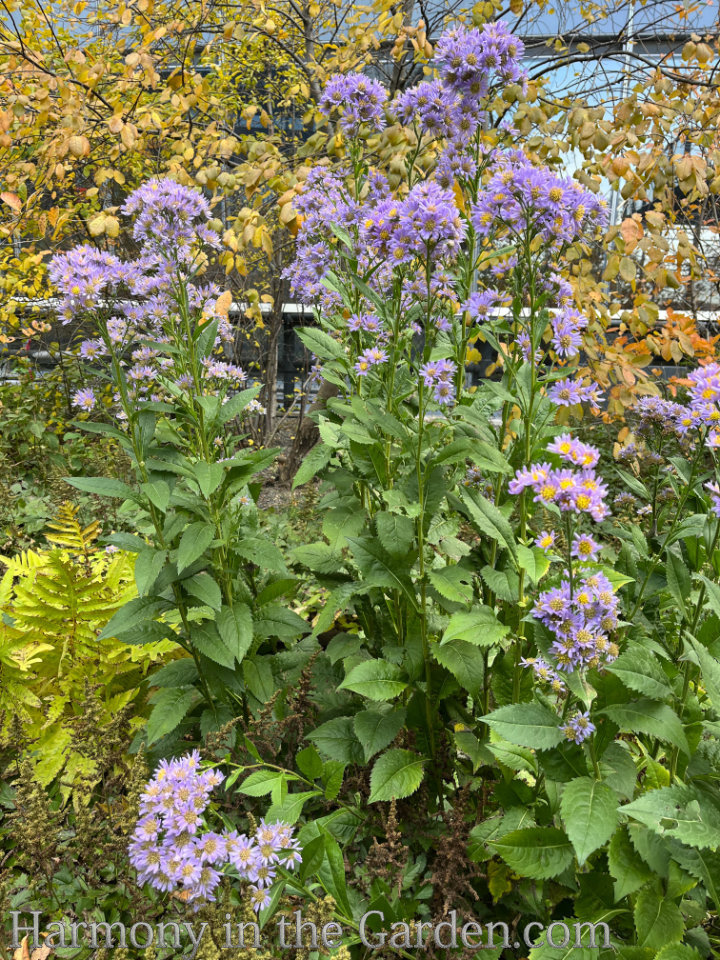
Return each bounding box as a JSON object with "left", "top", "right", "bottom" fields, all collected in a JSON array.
[
  {"left": 319, "top": 73, "right": 388, "bottom": 134},
  {"left": 551, "top": 317, "right": 583, "bottom": 358},
  {"left": 562, "top": 710, "right": 595, "bottom": 744},
  {"left": 435, "top": 23, "right": 525, "bottom": 98},
  {"left": 121, "top": 178, "right": 219, "bottom": 255},
  {"left": 571, "top": 533, "right": 601, "bottom": 562},
  {"left": 548, "top": 377, "right": 602, "bottom": 407},
  {"left": 72, "top": 388, "right": 96, "bottom": 412},
  {"left": 354, "top": 347, "right": 388, "bottom": 376},
  {"left": 535, "top": 530, "right": 556, "bottom": 552},
  {"left": 249, "top": 885, "right": 272, "bottom": 913}
]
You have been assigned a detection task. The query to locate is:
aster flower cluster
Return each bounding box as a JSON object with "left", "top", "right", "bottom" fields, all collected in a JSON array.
[
  {"left": 128, "top": 753, "right": 300, "bottom": 911},
  {"left": 533, "top": 572, "right": 620, "bottom": 673},
  {"left": 509, "top": 436, "right": 609, "bottom": 522},
  {"left": 435, "top": 22, "right": 525, "bottom": 98},
  {"left": 562, "top": 710, "right": 595, "bottom": 744},
  {"left": 419, "top": 358, "right": 457, "bottom": 406},
  {"left": 471, "top": 157, "right": 607, "bottom": 252},
  {"left": 520, "top": 656, "right": 566, "bottom": 694},
  {"left": 49, "top": 246, "right": 126, "bottom": 323},
  {"left": 319, "top": 73, "right": 388, "bottom": 135},
  {"left": 361, "top": 182, "right": 465, "bottom": 266},
  {"left": 50, "top": 179, "right": 247, "bottom": 418},
  {"left": 548, "top": 376, "right": 602, "bottom": 408},
  {"left": 122, "top": 177, "right": 220, "bottom": 255},
  {"left": 635, "top": 396, "right": 689, "bottom": 438}
]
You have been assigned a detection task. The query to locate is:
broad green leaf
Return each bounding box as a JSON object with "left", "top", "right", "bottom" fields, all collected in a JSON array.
[
  {"left": 65, "top": 476, "right": 137, "bottom": 500},
  {"left": 98, "top": 596, "right": 169, "bottom": 641},
  {"left": 607, "top": 647, "right": 672, "bottom": 700},
  {"left": 432, "top": 639, "right": 485, "bottom": 697},
  {"left": 653, "top": 947, "right": 702, "bottom": 960},
  {"left": 134, "top": 548, "right": 167, "bottom": 596},
  {"left": 148, "top": 658, "right": 198, "bottom": 688},
  {"left": 238, "top": 770, "right": 287, "bottom": 797},
  {"left": 665, "top": 549, "right": 690, "bottom": 617},
  {"left": 296, "top": 746, "right": 323, "bottom": 780},
  {"left": 671, "top": 846, "right": 720, "bottom": 909},
  {"left": 602, "top": 701, "right": 690, "bottom": 755},
  {"left": 254, "top": 604, "right": 309, "bottom": 639},
  {"left": 292, "top": 444, "right": 333, "bottom": 490},
  {"left": 460, "top": 488, "right": 517, "bottom": 562},
  {"left": 193, "top": 623, "right": 235, "bottom": 669},
  {"left": 482, "top": 702, "right": 565, "bottom": 750},
  {"left": 177, "top": 522, "right": 215, "bottom": 574},
  {"left": 369, "top": 748, "right": 425, "bottom": 803},
  {"left": 217, "top": 604, "right": 253, "bottom": 664},
  {"left": 375, "top": 512, "right": 414, "bottom": 556},
  {"left": 141, "top": 480, "right": 171, "bottom": 512},
  {"left": 428, "top": 565, "right": 474, "bottom": 604},
  {"left": 622, "top": 784, "right": 720, "bottom": 850},
  {"left": 346, "top": 537, "right": 417, "bottom": 607},
  {"left": 193, "top": 461, "right": 224, "bottom": 498},
  {"left": 353, "top": 707, "right": 406, "bottom": 762},
  {"left": 185, "top": 573, "right": 222, "bottom": 611},
  {"left": 266, "top": 790, "right": 319, "bottom": 825},
  {"left": 490, "top": 827, "right": 573, "bottom": 879},
  {"left": 308, "top": 717, "right": 364, "bottom": 764},
  {"left": 147, "top": 687, "right": 198, "bottom": 745},
  {"left": 560, "top": 777, "right": 619, "bottom": 864},
  {"left": 633, "top": 888, "right": 683, "bottom": 950},
  {"left": 317, "top": 828, "right": 353, "bottom": 917},
  {"left": 441, "top": 608, "right": 510, "bottom": 646},
  {"left": 291, "top": 542, "right": 344, "bottom": 575},
  {"left": 297, "top": 327, "right": 345, "bottom": 362},
  {"left": 516, "top": 544, "right": 551, "bottom": 584},
  {"left": 697, "top": 573, "right": 720, "bottom": 621},
  {"left": 608, "top": 827, "right": 653, "bottom": 900},
  {"left": 339, "top": 659, "right": 407, "bottom": 701}
]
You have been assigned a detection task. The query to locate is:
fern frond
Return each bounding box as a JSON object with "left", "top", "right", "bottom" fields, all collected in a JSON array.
[{"left": 44, "top": 503, "right": 100, "bottom": 555}]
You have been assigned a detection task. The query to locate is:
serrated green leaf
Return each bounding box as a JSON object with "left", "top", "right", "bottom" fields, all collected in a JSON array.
[
  {"left": 687, "top": 636, "right": 720, "bottom": 707},
  {"left": 65, "top": 476, "right": 137, "bottom": 500},
  {"left": 217, "top": 604, "right": 253, "bottom": 664},
  {"left": 482, "top": 702, "right": 565, "bottom": 749},
  {"left": 134, "top": 548, "right": 167, "bottom": 596},
  {"left": 193, "top": 461, "right": 224, "bottom": 498},
  {"left": 308, "top": 717, "right": 364, "bottom": 764},
  {"left": 297, "top": 327, "right": 345, "bottom": 362},
  {"left": 560, "top": 777, "right": 619, "bottom": 865},
  {"left": 441, "top": 608, "right": 510, "bottom": 646},
  {"left": 177, "top": 522, "right": 215, "bottom": 574},
  {"left": 141, "top": 480, "right": 171, "bottom": 512},
  {"left": 369, "top": 748, "right": 425, "bottom": 802},
  {"left": 292, "top": 444, "right": 334, "bottom": 490},
  {"left": 353, "top": 707, "right": 406, "bottom": 762},
  {"left": 375, "top": 512, "right": 414, "bottom": 556},
  {"left": 185, "top": 573, "right": 222, "bottom": 611},
  {"left": 608, "top": 827, "right": 653, "bottom": 901},
  {"left": 339, "top": 659, "right": 407, "bottom": 701},
  {"left": 432, "top": 639, "right": 485, "bottom": 697},
  {"left": 622, "top": 784, "right": 720, "bottom": 850},
  {"left": 490, "top": 827, "right": 573, "bottom": 879},
  {"left": 603, "top": 701, "right": 690, "bottom": 755},
  {"left": 147, "top": 687, "right": 198, "bottom": 745},
  {"left": 460, "top": 488, "right": 517, "bottom": 562},
  {"left": 607, "top": 647, "right": 672, "bottom": 700},
  {"left": 633, "top": 888, "right": 684, "bottom": 949}
]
